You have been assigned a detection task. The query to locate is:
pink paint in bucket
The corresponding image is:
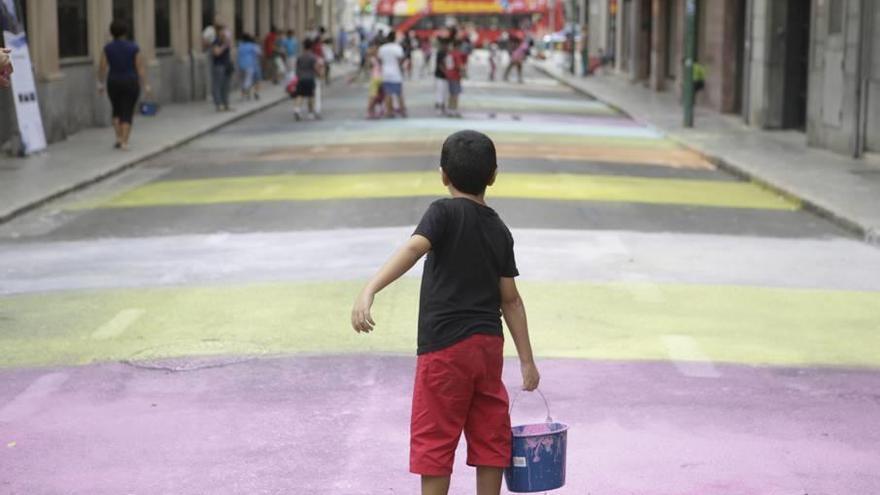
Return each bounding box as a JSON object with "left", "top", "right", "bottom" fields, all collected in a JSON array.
[{"left": 505, "top": 390, "right": 569, "bottom": 493}]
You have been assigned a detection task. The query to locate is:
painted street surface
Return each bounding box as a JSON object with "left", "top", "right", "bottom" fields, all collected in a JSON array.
[{"left": 2, "top": 56, "right": 880, "bottom": 494}]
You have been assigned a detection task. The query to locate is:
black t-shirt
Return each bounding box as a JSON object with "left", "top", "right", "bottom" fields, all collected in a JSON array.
[{"left": 413, "top": 198, "right": 518, "bottom": 355}]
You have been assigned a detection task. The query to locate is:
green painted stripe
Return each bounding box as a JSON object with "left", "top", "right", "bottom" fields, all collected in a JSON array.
[
  {"left": 1, "top": 280, "right": 878, "bottom": 369},
  {"left": 77, "top": 172, "right": 798, "bottom": 211}
]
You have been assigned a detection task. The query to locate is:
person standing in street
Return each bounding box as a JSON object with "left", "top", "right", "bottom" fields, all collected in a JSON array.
[
  {"left": 97, "top": 20, "right": 149, "bottom": 150},
  {"left": 263, "top": 26, "right": 282, "bottom": 84},
  {"left": 419, "top": 35, "right": 432, "bottom": 79},
  {"left": 351, "top": 130, "right": 540, "bottom": 495},
  {"left": 292, "top": 38, "right": 325, "bottom": 121},
  {"left": 237, "top": 33, "right": 262, "bottom": 100},
  {"left": 379, "top": 30, "right": 406, "bottom": 118},
  {"left": 444, "top": 39, "right": 466, "bottom": 118},
  {"left": 433, "top": 38, "right": 449, "bottom": 115},
  {"left": 487, "top": 43, "right": 498, "bottom": 81},
  {"left": 210, "top": 20, "right": 233, "bottom": 111},
  {"left": 503, "top": 37, "right": 530, "bottom": 83},
  {"left": 401, "top": 30, "right": 414, "bottom": 80},
  {"left": 336, "top": 26, "right": 348, "bottom": 61},
  {"left": 0, "top": 47, "right": 12, "bottom": 88},
  {"left": 282, "top": 29, "right": 300, "bottom": 72},
  {"left": 366, "top": 40, "right": 384, "bottom": 119}
]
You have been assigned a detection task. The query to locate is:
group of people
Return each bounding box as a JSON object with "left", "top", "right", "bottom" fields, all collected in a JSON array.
[
  {"left": 432, "top": 29, "right": 470, "bottom": 118},
  {"left": 356, "top": 25, "right": 536, "bottom": 120},
  {"left": 206, "top": 18, "right": 331, "bottom": 112},
  {"left": 235, "top": 26, "right": 302, "bottom": 102},
  {"left": 364, "top": 31, "right": 409, "bottom": 119},
  {"left": 359, "top": 27, "right": 473, "bottom": 119}
]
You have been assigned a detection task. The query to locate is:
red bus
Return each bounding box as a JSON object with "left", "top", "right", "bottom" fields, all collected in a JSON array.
[{"left": 376, "top": 0, "right": 562, "bottom": 47}]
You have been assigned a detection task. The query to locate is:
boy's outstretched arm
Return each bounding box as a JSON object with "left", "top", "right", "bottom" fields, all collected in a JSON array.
[
  {"left": 500, "top": 277, "right": 540, "bottom": 391},
  {"left": 351, "top": 234, "right": 431, "bottom": 333}
]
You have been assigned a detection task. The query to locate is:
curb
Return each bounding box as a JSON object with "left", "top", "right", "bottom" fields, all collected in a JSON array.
[
  {"left": 535, "top": 64, "right": 877, "bottom": 245},
  {"left": 0, "top": 67, "right": 356, "bottom": 225}
]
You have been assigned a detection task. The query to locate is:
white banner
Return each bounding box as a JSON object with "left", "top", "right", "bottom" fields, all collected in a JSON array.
[{"left": 2, "top": 0, "right": 47, "bottom": 155}]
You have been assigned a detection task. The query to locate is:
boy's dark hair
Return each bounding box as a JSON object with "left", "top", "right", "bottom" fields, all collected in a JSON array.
[
  {"left": 304, "top": 38, "right": 314, "bottom": 50},
  {"left": 440, "top": 130, "right": 497, "bottom": 195},
  {"left": 110, "top": 20, "right": 129, "bottom": 39}
]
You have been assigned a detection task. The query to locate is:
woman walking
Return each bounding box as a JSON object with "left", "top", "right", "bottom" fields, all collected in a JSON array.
[{"left": 97, "top": 20, "right": 148, "bottom": 150}]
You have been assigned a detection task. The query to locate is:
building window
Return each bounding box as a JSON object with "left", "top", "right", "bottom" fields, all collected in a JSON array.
[
  {"left": 155, "top": 0, "right": 171, "bottom": 48},
  {"left": 202, "top": 0, "right": 215, "bottom": 28},
  {"left": 235, "top": 0, "right": 243, "bottom": 38},
  {"left": 57, "top": 0, "right": 89, "bottom": 58},
  {"left": 828, "top": 0, "right": 844, "bottom": 35},
  {"left": 112, "top": 0, "right": 134, "bottom": 40}
]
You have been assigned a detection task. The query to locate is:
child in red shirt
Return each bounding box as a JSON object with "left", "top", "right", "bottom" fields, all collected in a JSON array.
[
  {"left": 444, "top": 40, "right": 467, "bottom": 118},
  {"left": 352, "top": 130, "right": 541, "bottom": 495}
]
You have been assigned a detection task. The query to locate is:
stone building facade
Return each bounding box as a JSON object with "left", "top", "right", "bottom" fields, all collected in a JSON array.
[
  {"left": 1, "top": 0, "right": 331, "bottom": 150},
  {"left": 587, "top": 0, "right": 880, "bottom": 158}
]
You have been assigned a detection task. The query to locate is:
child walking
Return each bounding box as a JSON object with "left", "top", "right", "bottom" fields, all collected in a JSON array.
[{"left": 351, "top": 130, "right": 540, "bottom": 495}]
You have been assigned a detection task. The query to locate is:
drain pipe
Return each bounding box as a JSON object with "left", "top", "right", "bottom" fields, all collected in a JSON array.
[
  {"left": 853, "top": 0, "right": 874, "bottom": 158},
  {"left": 188, "top": 0, "right": 197, "bottom": 102}
]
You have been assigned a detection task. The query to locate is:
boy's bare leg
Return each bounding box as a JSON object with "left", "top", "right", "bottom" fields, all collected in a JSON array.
[
  {"left": 476, "top": 467, "right": 503, "bottom": 495},
  {"left": 421, "top": 475, "right": 451, "bottom": 495},
  {"left": 112, "top": 117, "right": 122, "bottom": 145},
  {"left": 398, "top": 93, "right": 407, "bottom": 116},
  {"left": 385, "top": 94, "right": 394, "bottom": 116}
]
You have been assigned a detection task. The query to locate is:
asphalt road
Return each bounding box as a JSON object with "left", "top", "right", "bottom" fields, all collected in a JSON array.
[{"left": 2, "top": 54, "right": 880, "bottom": 494}]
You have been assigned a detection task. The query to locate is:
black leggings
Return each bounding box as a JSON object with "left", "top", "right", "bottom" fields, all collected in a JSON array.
[{"left": 107, "top": 79, "right": 140, "bottom": 124}]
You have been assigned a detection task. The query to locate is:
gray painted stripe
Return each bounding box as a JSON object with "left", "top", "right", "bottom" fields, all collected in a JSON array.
[
  {"left": 2, "top": 227, "right": 879, "bottom": 295},
  {"left": 19, "top": 197, "right": 849, "bottom": 242}
]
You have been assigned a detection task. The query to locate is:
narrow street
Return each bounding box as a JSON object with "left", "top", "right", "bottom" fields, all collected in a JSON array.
[{"left": 2, "top": 56, "right": 880, "bottom": 494}]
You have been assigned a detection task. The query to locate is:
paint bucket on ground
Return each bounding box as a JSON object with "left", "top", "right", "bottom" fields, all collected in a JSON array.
[
  {"left": 139, "top": 101, "right": 159, "bottom": 116},
  {"left": 505, "top": 389, "right": 568, "bottom": 493}
]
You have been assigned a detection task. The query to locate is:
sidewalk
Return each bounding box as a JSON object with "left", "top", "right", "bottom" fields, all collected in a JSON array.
[
  {"left": 537, "top": 56, "right": 880, "bottom": 245},
  {"left": 0, "top": 63, "right": 356, "bottom": 224}
]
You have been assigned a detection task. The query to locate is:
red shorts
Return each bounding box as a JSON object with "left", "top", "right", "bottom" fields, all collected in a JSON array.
[{"left": 410, "top": 333, "right": 511, "bottom": 476}]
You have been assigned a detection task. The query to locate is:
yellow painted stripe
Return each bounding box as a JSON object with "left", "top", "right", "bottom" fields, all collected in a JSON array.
[
  {"left": 80, "top": 172, "right": 799, "bottom": 211},
  {"left": 2, "top": 280, "right": 879, "bottom": 369}
]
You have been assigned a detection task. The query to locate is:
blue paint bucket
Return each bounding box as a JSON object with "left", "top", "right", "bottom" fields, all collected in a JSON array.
[
  {"left": 505, "top": 390, "right": 568, "bottom": 493},
  {"left": 139, "top": 101, "right": 159, "bottom": 116}
]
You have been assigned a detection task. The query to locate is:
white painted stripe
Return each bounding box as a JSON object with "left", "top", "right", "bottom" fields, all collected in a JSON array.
[
  {"left": 91, "top": 308, "right": 145, "bottom": 340},
  {"left": 662, "top": 335, "right": 721, "bottom": 378},
  {"left": 3, "top": 228, "right": 880, "bottom": 294},
  {"left": 0, "top": 373, "right": 69, "bottom": 422}
]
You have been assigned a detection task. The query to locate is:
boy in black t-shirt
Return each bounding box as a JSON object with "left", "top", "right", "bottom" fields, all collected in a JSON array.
[{"left": 351, "top": 130, "right": 540, "bottom": 495}]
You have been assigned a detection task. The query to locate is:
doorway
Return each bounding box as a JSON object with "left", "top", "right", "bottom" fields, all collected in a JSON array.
[
  {"left": 638, "top": 0, "right": 653, "bottom": 81},
  {"left": 663, "top": 0, "right": 678, "bottom": 81},
  {"left": 781, "top": 0, "right": 811, "bottom": 129}
]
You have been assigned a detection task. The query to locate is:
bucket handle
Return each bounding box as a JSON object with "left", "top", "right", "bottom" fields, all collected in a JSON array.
[{"left": 509, "top": 388, "right": 553, "bottom": 423}]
